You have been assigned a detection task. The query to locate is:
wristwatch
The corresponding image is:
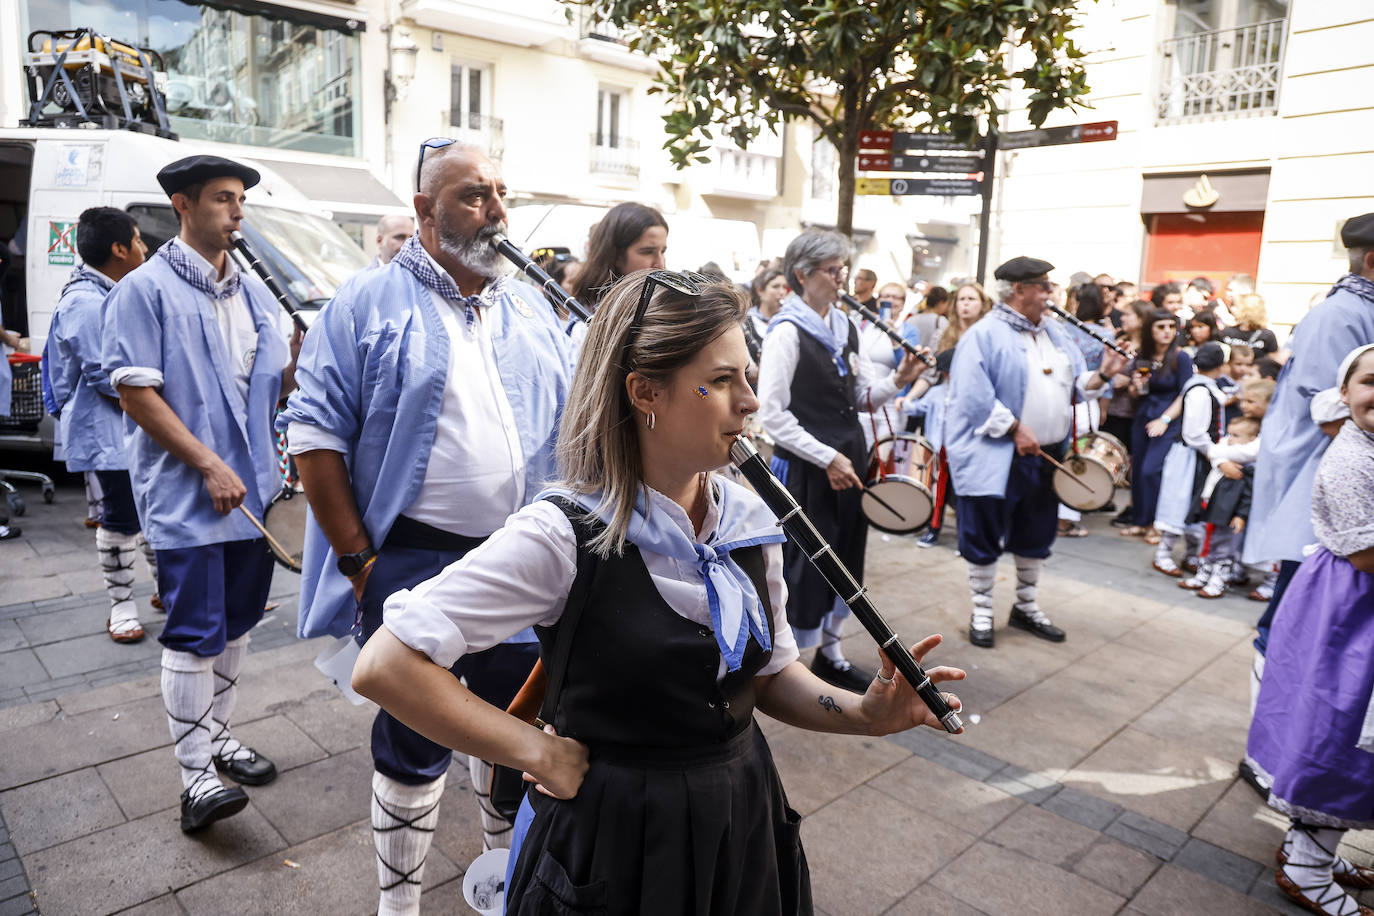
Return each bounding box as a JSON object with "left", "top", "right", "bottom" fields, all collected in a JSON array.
[{"left": 337, "top": 545, "right": 377, "bottom": 578}]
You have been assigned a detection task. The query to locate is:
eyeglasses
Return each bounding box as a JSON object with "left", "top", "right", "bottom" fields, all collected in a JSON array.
[
  {"left": 416, "top": 137, "right": 457, "bottom": 192},
  {"left": 1022, "top": 279, "right": 1057, "bottom": 292},
  {"left": 817, "top": 265, "right": 847, "bottom": 281},
  {"left": 620, "top": 269, "right": 711, "bottom": 372}
]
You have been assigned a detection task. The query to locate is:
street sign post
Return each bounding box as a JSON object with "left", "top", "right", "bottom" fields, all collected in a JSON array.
[
  {"left": 857, "top": 130, "right": 981, "bottom": 153},
  {"left": 997, "top": 120, "right": 1118, "bottom": 150},
  {"left": 855, "top": 177, "right": 982, "bottom": 197},
  {"left": 856, "top": 152, "right": 982, "bottom": 173}
]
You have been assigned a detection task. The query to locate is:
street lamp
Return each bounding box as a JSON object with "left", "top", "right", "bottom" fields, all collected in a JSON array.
[{"left": 385, "top": 26, "right": 419, "bottom": 108}]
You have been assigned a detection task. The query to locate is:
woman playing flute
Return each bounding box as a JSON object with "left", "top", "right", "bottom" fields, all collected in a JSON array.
[{"left": 353, "top": 268, "right": 963, "bottom": 915}]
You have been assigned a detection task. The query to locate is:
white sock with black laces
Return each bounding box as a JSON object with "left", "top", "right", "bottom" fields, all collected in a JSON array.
[{"left": 1280, "top": 824, "right": 1363, "bottom": 916}]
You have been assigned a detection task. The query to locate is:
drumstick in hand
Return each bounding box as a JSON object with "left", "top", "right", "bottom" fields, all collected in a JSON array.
[
  {"left": 1039, "top": 453, "right": 1096, "bottom": 495},
  {"left": 858, "top": 483, "right": 908, "bottom": 522},
  {"left": 237, "top": 504, "right": 298, "bottom": 565}
]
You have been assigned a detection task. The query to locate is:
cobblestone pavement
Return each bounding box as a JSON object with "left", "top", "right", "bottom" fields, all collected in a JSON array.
[{"left": 1, "top": 479, "right": 1370, "bottom": 915}]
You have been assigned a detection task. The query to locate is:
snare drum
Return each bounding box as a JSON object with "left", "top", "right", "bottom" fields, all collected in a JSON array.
[
  {"left": 1052, "top": 431, "right": 1128, "bottom": 511},
  {"left": 862, "top": 433, "right": 937, "bottom": 534},
  {"left": 262, "top": 485, "right": 307, "bottom": 572}
]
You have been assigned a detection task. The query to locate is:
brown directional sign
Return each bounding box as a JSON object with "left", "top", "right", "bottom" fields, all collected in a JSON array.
[
  {"left": 856, "top": 152, "right": 982, "bottom": 173},
  {"left": 855, "top": 177, "right": 982, "bottom": 197},
  {"left": 998, "top": 120, "right": 1118, "bottom": 150},
  {"left": 857, "top": 130, "right": 980, "bottom": 153}
]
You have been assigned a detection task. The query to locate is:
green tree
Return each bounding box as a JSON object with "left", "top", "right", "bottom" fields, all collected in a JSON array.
[{"left": 573, "top": 0, "right": 1093, "bottom": 238}]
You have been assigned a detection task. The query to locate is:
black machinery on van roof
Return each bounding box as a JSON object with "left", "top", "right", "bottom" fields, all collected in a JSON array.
[{"left": 20, "top": 28, "right": 177, "bottom": 140}]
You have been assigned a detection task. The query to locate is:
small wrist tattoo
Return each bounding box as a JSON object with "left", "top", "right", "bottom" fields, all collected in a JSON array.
[{"left": 818, "top": 694, "right": 843, "bottom": 714}]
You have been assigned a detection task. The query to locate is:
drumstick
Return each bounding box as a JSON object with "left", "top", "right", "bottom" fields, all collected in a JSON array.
[
  {"left": 858, "top": 483, "right": 908, "bottom": 522},
  {"left": 1038, "top": 453, "right": 1096, "bottom": 495},
  {"left": 237, "top": 504, "right": 298, "bottom": 566}
]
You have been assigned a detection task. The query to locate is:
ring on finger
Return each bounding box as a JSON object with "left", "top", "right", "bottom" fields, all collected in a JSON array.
[{"left": 874, "top": 670, "right": 895, "bottom": 685}]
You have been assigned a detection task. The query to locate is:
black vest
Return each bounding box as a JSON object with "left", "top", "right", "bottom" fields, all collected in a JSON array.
[
  {"left": 538, "top": 502, "right": 775, "bottom": 754},
  {"left": 774, "top": 320, "right": 866, "bottom": 466}
]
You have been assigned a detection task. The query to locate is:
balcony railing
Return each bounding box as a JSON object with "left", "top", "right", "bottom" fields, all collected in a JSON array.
[
  {"left": 1157, "top": 18, "right": 1287, "bottom": 123},
  {"left": 590, "top": 133, "right": 639, "bottom": 178},
  {"left": 448, "top": 111, "right": 504, "bottom": 160},
  {"left": 579, "top": 11, "right": 626, "bottom": 44}
]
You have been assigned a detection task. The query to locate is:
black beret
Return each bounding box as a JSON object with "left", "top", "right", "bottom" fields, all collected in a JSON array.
[
  {"left": 157, "top": 155, "right": 260, "bottom": 197},
  {"left": 934, "top": 348, "right": 955, "bottom": 375},
  {"left": 1194, "top": 341, "right": 1226, "bottom": 371},
  {"left": 993, "top": 256, "right": 1055, "bottom": 281},
  {"left": 1341, "top": 213, "right": 1374, "bottom": 248}
]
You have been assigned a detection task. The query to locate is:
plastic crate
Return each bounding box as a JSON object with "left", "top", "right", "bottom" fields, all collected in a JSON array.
[{"left": 2, "top": 355, "right": 46, "bottom": 430}]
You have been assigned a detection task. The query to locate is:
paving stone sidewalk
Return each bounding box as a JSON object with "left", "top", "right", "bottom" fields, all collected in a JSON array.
[{"left": 1, "top": 481, "right": 1371, "bottom": 915}]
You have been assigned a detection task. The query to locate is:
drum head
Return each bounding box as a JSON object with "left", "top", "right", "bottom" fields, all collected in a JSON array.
[
  {"left": 263, "top": 486, "right": 307, "bottom": 572},
  {"left": 1054, "top": 458, "right": 1115, "bottom": 511},
  {"left": 862, "top": 477, "right": 934, "bottom": 535}
]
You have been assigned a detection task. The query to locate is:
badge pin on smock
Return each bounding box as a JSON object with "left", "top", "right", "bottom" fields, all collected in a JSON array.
[{"left": 513, "top": 297, "right": 534, "bottom": 319}]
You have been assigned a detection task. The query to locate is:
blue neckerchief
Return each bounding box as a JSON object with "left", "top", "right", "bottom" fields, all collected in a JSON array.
[
  {"left": 538, "top": 479, "right": 786, "bottom": 672},
  {"left": 158, "top": 239, "right": 241, "bottom": 300},
  {"left": 989, "top": 302, "right": 1042, "bottom": 334},
  {"left": 391, "top": 234, "right": 492, "bottom": 332},
  {"left": 768, "top": 293, "right": 849, "bottom": 376},
  {"left": 1328, "top": 272, "right": 1374, "bottom": 305}
]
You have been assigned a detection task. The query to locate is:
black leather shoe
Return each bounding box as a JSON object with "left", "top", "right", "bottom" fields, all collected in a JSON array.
[
  {"left": 180, "top": 785, "right": 249, "bottom": 833},
  {"left": 1109, "top": 509, "right": 1134, "bottom": 528},
  {"left": 214, "top": 749, "right": 278, "bottom": 786},
  {"left": 917, "top": 529, "right": 940, "bottom": 548},
  {"left": 810, "top": 654, "right": 873, "bottom": 692},
  {"left": 1008, "top": 608, "right": 1066, "bottom": 642},
  {"left": 968, "top": 625, "right": 995, "bottom": 648}
]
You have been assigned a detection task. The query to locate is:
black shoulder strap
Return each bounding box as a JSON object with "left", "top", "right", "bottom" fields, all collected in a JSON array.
[{"left": 536, "top": 496, "right": 603, "bottom": 727}]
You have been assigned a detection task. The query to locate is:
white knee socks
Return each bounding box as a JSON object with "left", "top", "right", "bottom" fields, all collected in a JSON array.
[
  {"left": 819, "top": 604, "right": 849, "bottom": 664},
  {"left": 467, "top": 756, "right": 512, "bottom": 852},
  {"left": 211, "top": 634, "right": 250, "bottom": 763},
  {"left": 373, "top": 771, "right": 446, "bottom": 916},
  {"left": 1155, "top": 530, "right": 1180, "bottom": 564},
  {"left": 967, "top": 561, "right": 996, "bottom": 633},
  {"left": 1013, "top": 555, "right": 1054, "bottom": 625},
  {"left": 97, "top": 527, "right": 141, "bottom": 632},
  {"left": 1281, "top": 824, "right": 1361, "bottom": 916},
  {"left": 161, "top": 649, "right": 223, "bottom": 801},
  {"left": 139, "top": 534, "right": 158, "bottom": 583}
]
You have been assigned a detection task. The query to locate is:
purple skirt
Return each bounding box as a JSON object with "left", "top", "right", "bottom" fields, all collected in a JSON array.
[{"left": 1247, "top": 547, "right": 1374, "bottom": 828}]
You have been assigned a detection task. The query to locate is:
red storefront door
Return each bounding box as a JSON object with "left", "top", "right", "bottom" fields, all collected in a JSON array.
[{"left": 1142, "top": 211, "right": 1265, "bottom": 293}]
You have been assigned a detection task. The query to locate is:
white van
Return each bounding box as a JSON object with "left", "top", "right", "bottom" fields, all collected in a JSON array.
[{"left": 0, "top": 127, "right": 371, "bottom": 450}]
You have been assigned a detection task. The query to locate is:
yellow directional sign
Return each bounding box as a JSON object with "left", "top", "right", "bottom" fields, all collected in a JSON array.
[{"left": 856, "top": 178, "right": 891, "bottom": 196}]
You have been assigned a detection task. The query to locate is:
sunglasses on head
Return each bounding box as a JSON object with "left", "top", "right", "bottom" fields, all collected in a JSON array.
[
  {"left": 620, "top": 269, "right": 712, "bottom": 372},
  {"left": 416, "top": 137, "right": 457, "bottom": 191}
]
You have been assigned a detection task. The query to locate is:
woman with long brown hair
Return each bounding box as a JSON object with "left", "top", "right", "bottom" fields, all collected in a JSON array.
[
  {"left": 352, "top": 268, "right": 963, "bottom": 914},
  {"left": 570, "top": 202, "right": 669, "bottom": 307}
]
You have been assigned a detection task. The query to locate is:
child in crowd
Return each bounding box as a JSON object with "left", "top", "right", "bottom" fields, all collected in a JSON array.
[
  {"left": 1246, "top": 344, "right": 1374, "bottom": 916},
  {"left": 1181, "top": 415, "right": 1260, "bottom": 598},
  {"left": 1148, "top": 341, "right": 1228, "bottom": 576}
]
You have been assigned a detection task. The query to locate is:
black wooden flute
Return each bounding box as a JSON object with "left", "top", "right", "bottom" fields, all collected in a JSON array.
[
  {"left": 840, "top": 294, "right": 938, "bottom": 369},
  {"left": 1046, "top": 302, "right": 1133, "bottom": 359},
  {"left": 728, "top": 435, "right": 964, "bottom": 734},
  {"left": 230, "top": 231, "right": 310, "bottom": 334},
  {"left": 490, "top": 233, "right": 592, "bottom": 323}
]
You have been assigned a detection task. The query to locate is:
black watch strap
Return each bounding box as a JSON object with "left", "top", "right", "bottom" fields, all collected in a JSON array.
[{"left": 337, "top": 545, "right": 377, "bottom": 578}]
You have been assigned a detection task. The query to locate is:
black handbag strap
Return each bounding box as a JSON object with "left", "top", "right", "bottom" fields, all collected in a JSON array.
[{"left": 535, "top": 497, "right": 603, "bottom": 729}]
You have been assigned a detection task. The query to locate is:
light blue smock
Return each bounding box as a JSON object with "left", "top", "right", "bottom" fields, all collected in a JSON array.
[
  {"left": 101, "top": 255, "right": 288, "bottom": 550},
  {"left": 0, "top": 342, "right": 10, "bottom": 418},
  {"left": 1244, "top": 281, "right": 1374, "bottom": 564},
  {"left": 944, "top": 309, "right": 1091, "bottom": 498},
  {"left": 45, "top": 267, "right": 126, "bottom": 472},
  {"left": 277, "top": 263, "right": 574, "bottom": 639}
]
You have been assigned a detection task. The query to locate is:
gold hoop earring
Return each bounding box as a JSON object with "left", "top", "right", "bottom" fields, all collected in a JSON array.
[{"left": 647, "top": 410, "right": 656, "bottom": 431}]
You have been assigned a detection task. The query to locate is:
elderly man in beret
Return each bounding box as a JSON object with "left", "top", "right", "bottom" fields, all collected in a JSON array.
[
  {"left": 102, "top": 155, "right": 300, "bottom": 832},
  {"left": 944, "top": 256, "right": 1128, "bottom": 648},
  {"left": 1238, "top": 212, "right": 1374, "bottom": 793}
]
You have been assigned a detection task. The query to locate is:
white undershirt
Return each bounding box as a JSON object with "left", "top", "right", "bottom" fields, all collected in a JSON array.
[
  {"left": 976, "top": 323, "right": 1108, "bottom": 444},
  {"left": 383, "top": 481, "right": 799, "bottom": 679}
]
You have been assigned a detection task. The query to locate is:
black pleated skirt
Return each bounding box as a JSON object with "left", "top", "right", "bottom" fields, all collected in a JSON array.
[{"left": 506, "top": 721, "right": 812, "bottom": 916}]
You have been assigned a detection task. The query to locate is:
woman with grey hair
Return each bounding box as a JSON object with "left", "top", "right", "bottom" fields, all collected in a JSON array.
[{"left": 756, "top": 229, "right": 925, "bottom": 690}]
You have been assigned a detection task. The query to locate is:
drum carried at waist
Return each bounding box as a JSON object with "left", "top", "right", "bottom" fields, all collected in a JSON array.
[
  {"left": 1052, "top": 431, "right": 1128, "bottom": 511},
  {"left": 861, "top": 433, "right": 937, "bottom": 534}
]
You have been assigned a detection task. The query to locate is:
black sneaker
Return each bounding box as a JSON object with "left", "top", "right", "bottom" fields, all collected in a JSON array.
[
  {"left": 1095, "top": 500, "right": 1118, "bottom": 514},
  {"left": 0, "top": 525, "right": 20, "bottom": 540},
  {"left": 1109, "top": 509, "right": 1134, "bottom": 528},
  {"left": 810, "top": 654, "right": 873, "bottom": 692},
  {"left": 917, "top": 529, "right": 939, "bottom": 548}
]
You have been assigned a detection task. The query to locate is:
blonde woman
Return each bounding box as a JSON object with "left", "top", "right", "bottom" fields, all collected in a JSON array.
[
  {"left": 936, "top": 281, "right": 994, "bottom": 353},
  {"left": 1220, "top": 293, "right": 1279, "bottom": 357},
  {"left": 353, "top": 269, "right": 963, "bottom": 915}
]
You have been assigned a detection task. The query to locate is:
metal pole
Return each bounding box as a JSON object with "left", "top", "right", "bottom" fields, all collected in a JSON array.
[{"left": 975, "top": 131, "right": 999, "bottom": 286}]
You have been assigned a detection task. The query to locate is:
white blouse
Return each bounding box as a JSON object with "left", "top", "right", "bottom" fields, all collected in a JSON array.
[{"left": 383, "top": 477, "right": 801, "bottom": 680}]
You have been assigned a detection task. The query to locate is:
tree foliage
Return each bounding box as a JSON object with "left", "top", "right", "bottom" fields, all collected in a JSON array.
[{"left": 572, "top": 0, "right": 1093, "bottom": 236}]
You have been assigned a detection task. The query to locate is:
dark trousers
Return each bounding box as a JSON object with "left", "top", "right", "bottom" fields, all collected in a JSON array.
[
  {"left": 156, "top": 539, "right": 274, "bottom": 656},
  {"left": 1253, "top": 559, "right": 1302, "bottom": 656},
  {"left": 956, "top": 449, "right": 1061, "bottom": 566},
  {"left": 94, "top": 470, "right": 140, "bottom": 535},
  {"left": 358, "top": 539, "right": 540, "bottom": 786},
  {"left": 1130, "top": 417, "right": 1172, "bottom": 527}
]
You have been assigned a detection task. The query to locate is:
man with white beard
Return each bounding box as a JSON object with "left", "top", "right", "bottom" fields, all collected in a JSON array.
[{"left": 279, "top": 140, "right": 573, "bottom": 915}]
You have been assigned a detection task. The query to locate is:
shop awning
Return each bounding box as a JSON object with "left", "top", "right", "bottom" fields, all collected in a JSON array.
[
  {"left": 178, "top": 0, "right": 365, "bottom": 33},
  {"left": 248, "top": 157, "right": 408, "bottom": 222}
]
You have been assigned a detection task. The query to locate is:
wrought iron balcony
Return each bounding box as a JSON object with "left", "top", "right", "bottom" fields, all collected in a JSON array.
[
  {"left": 590, "top": 133, "right": 639, "bottom": 178},
  {"left": 1157, "top": 18, "right": 1287, "bottom": 123}
]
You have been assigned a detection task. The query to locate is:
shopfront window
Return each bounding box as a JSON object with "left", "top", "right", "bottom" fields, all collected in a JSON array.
[{"left": 21, "top": 0, "right": 362, "bottom": 156}]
